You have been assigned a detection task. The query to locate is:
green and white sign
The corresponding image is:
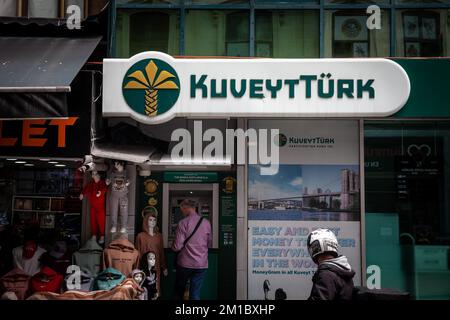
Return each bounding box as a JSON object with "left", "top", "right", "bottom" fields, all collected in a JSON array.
[
  {"left": 103, "top": 51, "right": 411, "bottom": 124},
  {"left": 164, "top": 172, "right": 218, "bottom": 183}
]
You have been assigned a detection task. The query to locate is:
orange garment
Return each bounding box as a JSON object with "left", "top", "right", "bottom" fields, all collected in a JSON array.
[
  {"left": 135, "top": 232, "right": 166, "bottom": 293},
  {"left": 0, "top": 268, "right": 31, "bottom": 300},
  {"left": 102, "top": 238, "right": 140, "bottom": 277},
  {"left": 27, "top": 278, "right": 143, "bottom": 300},
  {"left": 135, "top": 212, "right": 167, "bottom": 293}
]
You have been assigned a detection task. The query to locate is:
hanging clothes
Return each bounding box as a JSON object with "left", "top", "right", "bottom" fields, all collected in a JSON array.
[
  {"left": 29, "top": 266, "right": 63, "bottom": 294},
  {"left": 135, "top": 223, "right": 167, "bottom": 294},
  {"left": 81, "top": 179, "right": 107, "bottom": 237},
  {"left": 28, "top": 278, "right": 143, "bottom": 300},
  {"left": 102, "top": 238, "right": 139, "bottom": 277},
  {"left": 0, "top": 268, "right": 31, "bottom": 300},
  {"left": 92, "top": 267, "right": 125, "bottom": 291},
  {"left": 12, "top": 242, "right": 46, "bottom": 276},
  {"left": 72, "top": 238, "right": 103, "bottom": 276},
  {"left": 40, "top": 241, "right": 72, "bottom": 275}
]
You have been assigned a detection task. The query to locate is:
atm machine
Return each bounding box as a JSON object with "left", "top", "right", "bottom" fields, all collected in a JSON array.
[
  {"left": 162, "top": 183, "right": 219, "bottom": 249},
  {"left": 161, "top": 183, "right": 219, "bottom": 299}
]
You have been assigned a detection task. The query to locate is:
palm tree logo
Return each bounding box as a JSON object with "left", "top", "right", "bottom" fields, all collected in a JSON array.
[{"left": 123, "top": 59, "right": 180, "bottom": 117}]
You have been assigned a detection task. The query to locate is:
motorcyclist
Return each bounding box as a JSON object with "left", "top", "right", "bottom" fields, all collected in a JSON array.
[{"left": 307, "top": 228, "right": 355, "bottom": 300}]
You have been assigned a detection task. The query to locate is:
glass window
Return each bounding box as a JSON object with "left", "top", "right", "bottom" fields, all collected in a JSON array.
[
  {"left": 325, "top": 10, "right": 390, "bottom": 57},
  {"left": 116, "top": 10, "right": 180, "bottom": 58},
  {"left": 117, "top": 0, "right": 180, "bottom": 4},
  {"left": 255, "top": 10, "right": 319, "bottom": 58},
  {"left": 88, "top": 0, "right": 109, "bottom": 16},
  {"left": 396, "top": 0, "right": 450, "bottom": 3},
  {"left": 326, "top": 0, "right": 388, "bottom": 3},
  {"left": 256, "top": 0, "right": 318, "bottom": 3},
  {"left": 185, "top": 1, "right": 247, "bottom": 4},
  {"left": 28, "top": 0, "right": 58, "bottom": 18},
  {"left": 65, "top": 0, "right": 84, "bottom": 19},
  {"left": 397, "top": 9, "right": 450, "bottom": 57},
  {"left": 365, "top": 121, "right": 450, "bottom": 299},
  {"left": 0, "top": 0, "right": 16, "bottom": 17},
  {"left": 185, "top": 10, "right": 249, "bottom": 56}
]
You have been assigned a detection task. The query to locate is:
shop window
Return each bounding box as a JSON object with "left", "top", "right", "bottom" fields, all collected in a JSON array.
[
  {"left": 0, "top": 166, "right": 84, "bottom": 249},
  {"left": 364, "top": 121, "right": 450, "bottom": 299},
  {"left": 116, "top": 9, "right": 180, "bottom": 58},
  {"left": 28, "top": 0, "right": 59, "bottom": 18},
  {"left": 255, "top": 10, "right": 319, "bottom": 58},
  {"left": 325, "top": 10, "right": 390, "bottom": 57},
  {"left": 397, "top": 10, "right": 450, "bottom": 57},
  {"left": 185, "top": 10, "right": 249, "bottom": 56}
]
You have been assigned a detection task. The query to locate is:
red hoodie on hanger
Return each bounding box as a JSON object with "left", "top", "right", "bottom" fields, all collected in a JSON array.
[{"left": 30, "top": 266, "right": 63, "bottom": 294}]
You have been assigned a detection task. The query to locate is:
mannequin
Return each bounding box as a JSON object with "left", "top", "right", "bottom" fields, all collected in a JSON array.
[
  {"left": 106, "top": 161, "right": 130, "bottom": 234},
  {"left": 130, "top": 269, "right": 147, "bottom": 300},
  {"left": 141, "top": 251, "right": 158, "bottom": 300},
  {"left": 80, "top": 171, "right": 107, "bottom": 244},
  {"left": 135, "top": 209, "right": 167, "bottom": 294},
  {"left": 12, "top": 240, "right": 46, "bottom": 276}
]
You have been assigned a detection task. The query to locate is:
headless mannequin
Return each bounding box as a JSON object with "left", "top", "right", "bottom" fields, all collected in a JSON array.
[
  {"left": 106, "top": 161, "right": 130, "bottom": 234},
  {"left": 79, "top": 171, "right": 107, "bottom": 244}
]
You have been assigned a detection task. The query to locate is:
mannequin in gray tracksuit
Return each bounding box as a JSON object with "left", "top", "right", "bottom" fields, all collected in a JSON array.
[{"left": 106, "top": 161, "right": 129, "bottom": 234}]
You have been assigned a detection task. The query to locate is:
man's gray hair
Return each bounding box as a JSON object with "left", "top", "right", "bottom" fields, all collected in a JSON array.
[{"left": 180, "top": 199, "right": 197, "bottom": 208}]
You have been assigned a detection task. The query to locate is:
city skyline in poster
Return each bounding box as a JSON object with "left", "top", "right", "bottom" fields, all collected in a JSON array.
[
  {"left": 248, "top": 164, "right": 360, "bottom": 222},
  {"left": 247, "top": 120, "right": 361, "bottom": 300}
]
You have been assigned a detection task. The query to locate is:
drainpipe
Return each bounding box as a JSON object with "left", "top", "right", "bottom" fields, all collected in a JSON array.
[{"left": 85, "top": 69, "right": 109, "bottom": 171}]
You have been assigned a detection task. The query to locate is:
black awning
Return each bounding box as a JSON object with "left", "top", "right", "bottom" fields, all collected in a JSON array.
[{"left": 0, "top": 36, "right": 101, "bottom": 119}]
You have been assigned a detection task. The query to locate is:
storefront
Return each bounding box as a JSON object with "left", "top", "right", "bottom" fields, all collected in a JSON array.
[
  {"left": 0, "top": 51, "right": 100, "bottom": 279},
  {"left": 0, "top": 12, "right": 104, "bottom": 253},
  {"left": 91, "top": 116, "right": 239, "bottom": 299},
  {"left": 96, "top": 51, "right": 450, "bottom": 300}
]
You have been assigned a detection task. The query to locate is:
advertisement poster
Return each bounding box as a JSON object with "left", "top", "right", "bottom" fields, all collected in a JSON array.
[{"left": 248, "top": 120, "right": 361, "bottom": 300}]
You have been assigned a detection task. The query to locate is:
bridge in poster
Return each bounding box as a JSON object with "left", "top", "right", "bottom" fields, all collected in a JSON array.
[{"left": 252, "top": 169, "right": 360, "bottom": 211}]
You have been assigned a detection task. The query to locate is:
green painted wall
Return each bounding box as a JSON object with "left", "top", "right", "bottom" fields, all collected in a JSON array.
[{"left": 392, "top": 59, "right": 450, "bottom": 118}]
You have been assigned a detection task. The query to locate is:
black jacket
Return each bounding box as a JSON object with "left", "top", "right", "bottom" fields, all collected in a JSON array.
[{"left": 308, "top": 255, "right": 355, "bottom": 300}]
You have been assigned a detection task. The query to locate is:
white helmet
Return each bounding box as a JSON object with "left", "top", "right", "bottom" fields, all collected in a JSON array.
[{"left": 307, "top": 228, "right": 339, "bottom": 262}]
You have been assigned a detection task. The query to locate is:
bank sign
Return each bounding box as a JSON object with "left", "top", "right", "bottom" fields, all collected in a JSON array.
[{"left": 103, "top": 51, "right": 411, "bottom": 124}]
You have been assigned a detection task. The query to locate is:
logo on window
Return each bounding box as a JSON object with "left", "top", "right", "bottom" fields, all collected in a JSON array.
[
  {"left": 122, "top": 59, "right": 180, "bottom": 117},
  {"left": 274, "top": 133, "right": 287, "bottom": 147}
]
